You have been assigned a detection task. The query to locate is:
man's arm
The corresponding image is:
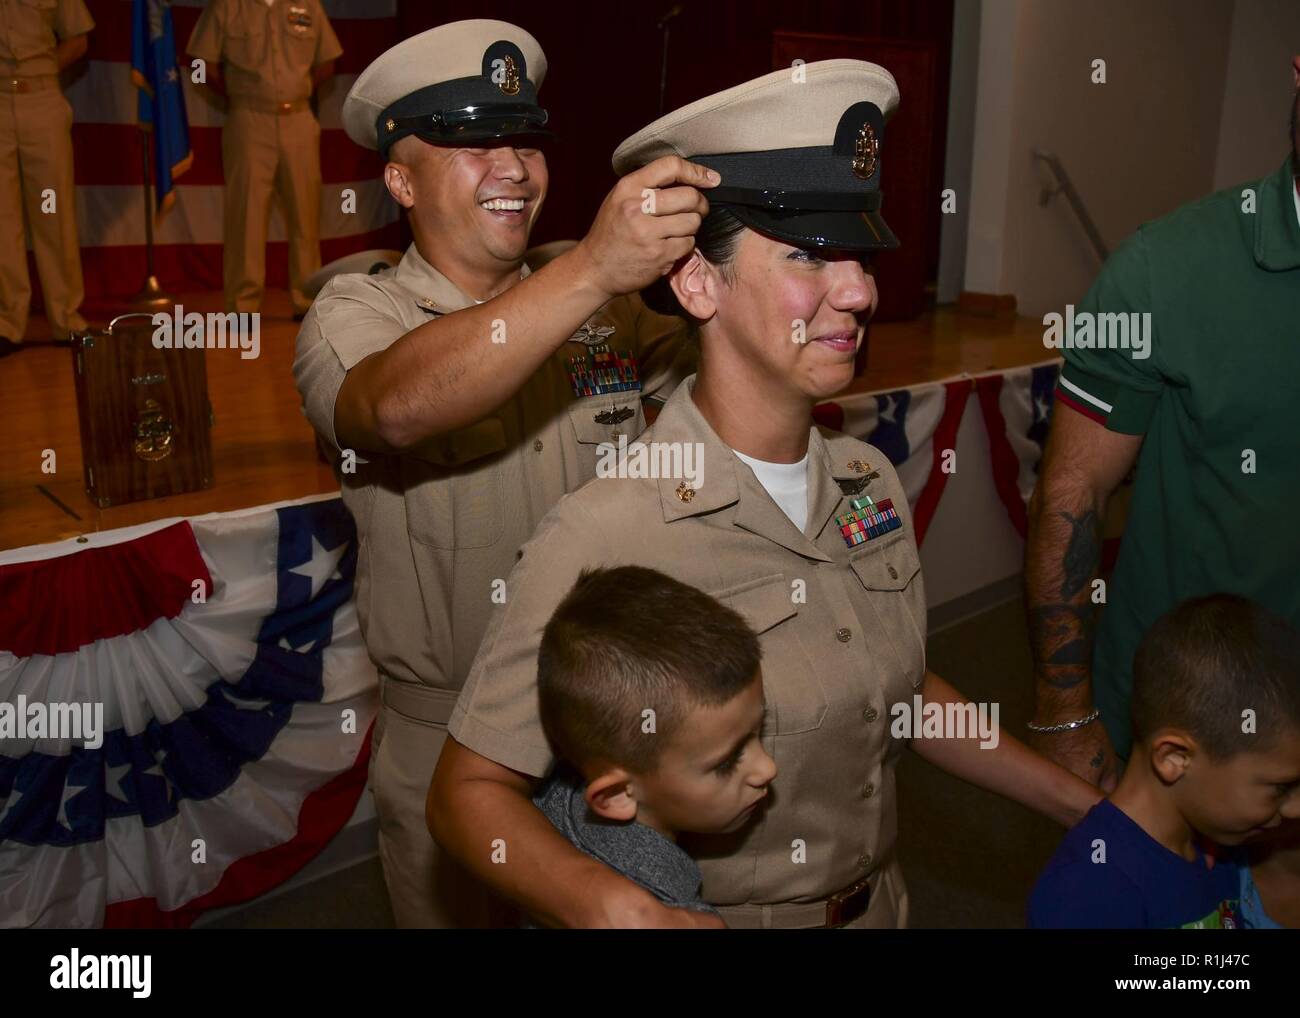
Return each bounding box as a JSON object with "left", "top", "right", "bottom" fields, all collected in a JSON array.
[
  {"left": 55, "top": 33, "right": 88, "bottom": 70},
  {"left": 200, "top": 63, "right": 226, "bottom": 98},
  {"left": 908, "top": 671, "right": 1102, "bottom": 828},
  {"left": 334, "top": 156, "right": 718, "bottom": 454},
  {"left": 310, "top": 59, "right": 335, "bottom": 91},
  {"left": 428, "top": 737, "right": 724, "bottom": 928},
  {"left": 1024, "top": 401, "right": 1141, "bottom": 790}
]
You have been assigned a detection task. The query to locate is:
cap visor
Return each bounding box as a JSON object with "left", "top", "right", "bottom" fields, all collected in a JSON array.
[
  {"left": 415, "top": 122, "right": 555, "bottom": 146},
  {"left": 725, "top": 205, "right": 899, "bottom": 251}
]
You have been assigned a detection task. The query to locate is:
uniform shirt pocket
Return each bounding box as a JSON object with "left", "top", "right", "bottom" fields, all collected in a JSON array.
[
  {"left": 565, "top": 394, "right": 644, "bottom": 447},
  {"left": 15, "top": 0, "right": 57, "bottom": 62},
  {"left": 713, "top": 572, "right": 828, "bottom": 735},
  {"left": 848, "top": 533, "right": 926, "bottom": 689},
  {"left": 221, "top": 22, "right": 263, "bottom": 73},
  {"left": 403, "top": 418, "right": 508, "bottom": 550}
]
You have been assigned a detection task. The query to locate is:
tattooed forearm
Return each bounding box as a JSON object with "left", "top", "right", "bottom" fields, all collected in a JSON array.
[
  {"left": 1027, "top": 603, "right": 1095, "bottom": 689},
  {"left": 1058, "top": 509, "right": 1100, "bottom": 600}
]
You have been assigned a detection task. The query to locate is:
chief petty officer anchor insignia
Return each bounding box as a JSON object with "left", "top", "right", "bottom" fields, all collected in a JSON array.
[{"left": 567, "top": 322, "right": 640, "bottom": 426}]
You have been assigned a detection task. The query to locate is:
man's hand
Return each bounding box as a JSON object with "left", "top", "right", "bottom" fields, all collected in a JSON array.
[
  {"left": 574, "top": 155, "right": 719, "bottom": 300},
  {"left": 1028, "top": 723, "right": 1122, "bottom": 795}
]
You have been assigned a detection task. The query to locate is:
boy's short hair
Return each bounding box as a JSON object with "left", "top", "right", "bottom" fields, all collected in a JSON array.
[
  {"left": 1132, "top": 594, "right": 1300, "bottom": 759},
  {"left": 537, "top": 566, "right": 761, "bottom": 774}
]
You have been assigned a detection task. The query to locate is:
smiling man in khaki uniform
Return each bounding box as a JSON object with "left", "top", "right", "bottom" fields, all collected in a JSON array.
[
  {"left": 292, "top": 20, "right": 709, "bottom": 927},
  {"left": 0, "top": 0, "right": 92, "bottom": 356},
  {"left": 188, "top": 0, "right": 340, "bottom": 317}
]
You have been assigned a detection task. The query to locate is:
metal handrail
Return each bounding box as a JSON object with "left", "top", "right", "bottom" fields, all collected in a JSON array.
[{"left": 1033, "top": 149, "right": 1110, "bottom": 262}]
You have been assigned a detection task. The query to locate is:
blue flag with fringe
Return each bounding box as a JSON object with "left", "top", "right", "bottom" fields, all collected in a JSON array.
[{"left": 131, "top": 0, "right": 192, "bottom": 216}]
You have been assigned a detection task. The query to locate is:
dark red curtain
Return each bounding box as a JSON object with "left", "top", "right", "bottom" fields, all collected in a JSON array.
[{"left": 396, "top": 1, "right": 954, "bottom": 317}]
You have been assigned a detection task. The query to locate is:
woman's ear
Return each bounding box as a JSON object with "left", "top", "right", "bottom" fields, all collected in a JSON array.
[{"left": 668, "top": 251, "right": 718, "bottom": 324}]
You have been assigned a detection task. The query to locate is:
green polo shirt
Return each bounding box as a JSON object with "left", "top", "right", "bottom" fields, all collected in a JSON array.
[{"left": 1056, "top": 156, "right": 1300, "bottom": 759}]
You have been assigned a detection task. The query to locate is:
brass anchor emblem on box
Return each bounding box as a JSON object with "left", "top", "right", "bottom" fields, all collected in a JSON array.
[{"left": 134, "top": 398, "right": 175, "bottom": 462}]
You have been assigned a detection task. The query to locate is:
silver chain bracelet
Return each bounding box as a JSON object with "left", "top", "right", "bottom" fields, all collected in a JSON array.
[{"left": 1026, "top": 709, "right": 1101, "bottom": 734}]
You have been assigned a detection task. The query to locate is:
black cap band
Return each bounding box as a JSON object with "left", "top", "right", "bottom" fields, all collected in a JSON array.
[{"left": 708, "top": 186, "right": 883, "bottom": 213}]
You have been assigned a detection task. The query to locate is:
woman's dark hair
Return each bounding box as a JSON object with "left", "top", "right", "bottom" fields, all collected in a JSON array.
[{"left": 641, "top": 206, "right": 748, "bottom": 320}]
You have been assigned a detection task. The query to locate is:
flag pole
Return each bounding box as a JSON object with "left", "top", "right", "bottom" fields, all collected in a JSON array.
[{"left": 130, "top": 124, "right": 174, "bottom": 311}]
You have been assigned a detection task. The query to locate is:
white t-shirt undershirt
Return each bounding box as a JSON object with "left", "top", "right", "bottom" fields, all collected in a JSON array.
[{"left": 734, "top": 449, "right": 810, "bottom": 534}]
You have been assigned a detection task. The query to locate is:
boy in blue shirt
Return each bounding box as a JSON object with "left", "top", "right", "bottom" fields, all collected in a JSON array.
[{"left": 1030, "top": 594, "right": 1300, "bottom": 928}]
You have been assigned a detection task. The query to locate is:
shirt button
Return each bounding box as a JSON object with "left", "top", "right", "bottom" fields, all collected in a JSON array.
[
  {"left": 861, "top": 782, "right": 875, "bottom": 799},
  {"left": 533, "top": 439, "right": 544, "bottom": 452},
  {"left": 887, "top": 564, "right": 898, "bottom": 580},
  {"left": 611, "top": 430, "right": 623, "bottom": 440},
  {"left": 862, "top": 706, "right": 878, "bottom": 722},
  {"left": 857, "top": 852, "right": 873, "bottom": 869},
  {"left": 836, "top": 627, "right": 852, "bottom": 643}
]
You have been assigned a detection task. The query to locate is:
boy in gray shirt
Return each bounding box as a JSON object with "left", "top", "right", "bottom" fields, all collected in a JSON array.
[{"left": 531, "top": 566, "right": 777, "bottom": 923}]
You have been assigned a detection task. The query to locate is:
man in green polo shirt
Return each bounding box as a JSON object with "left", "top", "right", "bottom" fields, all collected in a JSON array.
[{"left": 1026, "top": 55, "right": 1300, "bottom": 787}]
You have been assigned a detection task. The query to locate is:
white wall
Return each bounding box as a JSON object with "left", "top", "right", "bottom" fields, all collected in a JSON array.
[
  {"left": 1213, "top": 0, "right": 1300, "bottom": 190},
  {"left": 955, "top": 0, "right": 1240, "bottom": 316}
]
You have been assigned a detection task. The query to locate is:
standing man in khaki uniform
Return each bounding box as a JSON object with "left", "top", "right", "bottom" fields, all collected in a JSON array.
[
  {"left": 430, "top": 62, "right": 1100, "bottom": 928},
  {"left": 292, "top": 20, "right": 711, "bottom": 927},
  {"left": 0, "top": 0, "right": 92, "bottom": 357},
  {"left": 188, "top": 0, "right": 341, "bottom": 318}
]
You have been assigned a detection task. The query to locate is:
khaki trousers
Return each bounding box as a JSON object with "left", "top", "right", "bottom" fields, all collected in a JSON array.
[
  {"left": 371, "top": 677, "right": 505, "bottom": 928},
  {"left": 221, "top": 105, "right": 321, "bottom": 315},
  {"left": 0, "top": 81, "right": 87, "bottom": 341}
]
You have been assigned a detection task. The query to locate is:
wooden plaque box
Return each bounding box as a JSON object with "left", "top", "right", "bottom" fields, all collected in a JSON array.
[{"left": 71, "top": 313, "right": 214, "bottom": 508}]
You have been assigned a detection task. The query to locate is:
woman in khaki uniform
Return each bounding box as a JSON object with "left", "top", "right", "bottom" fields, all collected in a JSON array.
[{"left": 430, "top": 61, "right": 1102, "bottom": 928}]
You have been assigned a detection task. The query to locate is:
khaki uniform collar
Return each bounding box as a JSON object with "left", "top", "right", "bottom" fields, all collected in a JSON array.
[
  {"left": 652, "top": 377, "right": 881, "bottom": 562},
  {"left": 1254, "top": 157, "right": 1300, "bottom": 272},
  {"left": 393, "top": 242, "right": 531, "bottom": 314}
]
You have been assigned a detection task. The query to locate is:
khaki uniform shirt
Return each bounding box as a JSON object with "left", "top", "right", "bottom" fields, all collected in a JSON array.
[
  {"left": 293, "top": 242, "right": 691, "bottom": 693},
  {"left": 0, "top": 0, "right": 93, "bottom": 77},
  {"left": 449, "top": 377, "right": 928, "bottom": 907},
  {"left": 188, "top": 0, "right": 341, "bottom": 105}
]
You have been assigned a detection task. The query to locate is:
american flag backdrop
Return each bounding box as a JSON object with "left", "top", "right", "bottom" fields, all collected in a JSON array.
[
  {"left": 0, "top": 495, "right": 378, "bottom": 928},
  {"left": 39, "top": 0, "right": 402, "bottom": 308}
]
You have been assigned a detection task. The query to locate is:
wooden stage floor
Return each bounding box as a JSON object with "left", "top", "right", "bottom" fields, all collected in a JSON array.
[{"left": 0, "top": 290, "right": 1050, "bottom": 553}]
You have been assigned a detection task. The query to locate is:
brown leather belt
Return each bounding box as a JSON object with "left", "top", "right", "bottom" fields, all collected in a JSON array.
[
  {"left": 716, "top": 871, "right": 878, "bottom": 929},
  {"left": 379, "top": 672, "right": 459, "bottom": 727},
  {"left": 2, "top": 75, "right": 59, "bottom": 94},
  {"left": 229, "top": 96, "right": 311, "bottom": 115}
]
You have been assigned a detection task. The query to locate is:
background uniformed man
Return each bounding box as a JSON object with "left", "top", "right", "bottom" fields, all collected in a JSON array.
[
  {"left": 0, "top": 0, "right": 92, "bottom": 357},
  {"left": 292, "top": 20, "right": 710, "bottom": 927},
  {"left": 188, "top": 0, "right": 341, "bottom": 318}
]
